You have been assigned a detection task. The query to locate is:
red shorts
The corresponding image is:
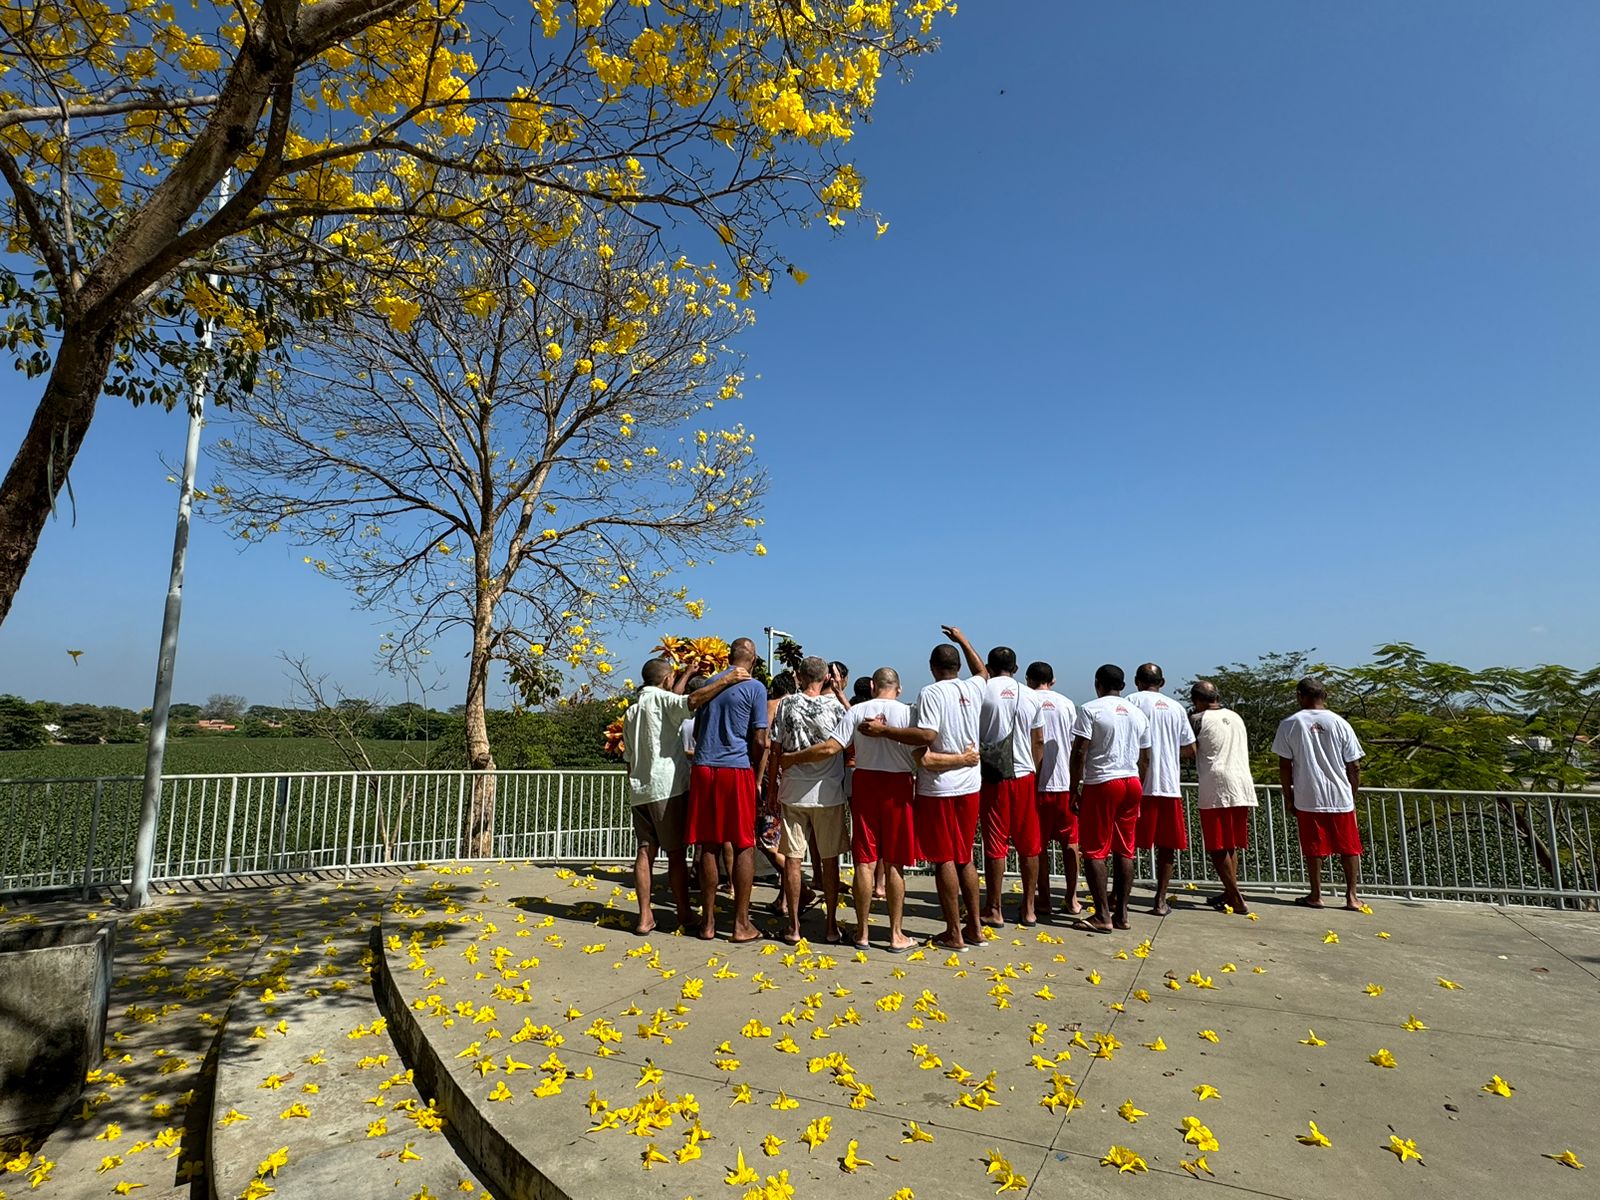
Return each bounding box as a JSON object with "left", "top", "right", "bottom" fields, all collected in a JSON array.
[
  {"left": 980, "top": 774, "right": 1042, "bottom": 859},
  {"left": 1038, "top": 791, "right": 1079, "bottom": 846},
  {"left": 687, "top": 765, "right": 757, "bottom": 850},
  {"left": 851, "top": 770, "right": 916, "bottom": 868},
  {"left": 914, "top": 791, "right": 980, "bottom": 865},
  {"left": 1295, "top": 809, "right": 1363, "bottom": 858},
  {"left": 1135, "top": 794, "right": 1189, "bottom": 851},
  {"left": 1200, "top": 807, "right": 1251, "bottom": 853},
  {"left": 1079, "top": 777, "right": 1142, "bottom": 861}
]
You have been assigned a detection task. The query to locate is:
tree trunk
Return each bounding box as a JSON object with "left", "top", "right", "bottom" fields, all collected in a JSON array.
[
  {"left": 0, "top": 327, "right": 118, "bottom": 625},
  {"left": 461, "top": 589, "right": 498, "bottom": 857}
]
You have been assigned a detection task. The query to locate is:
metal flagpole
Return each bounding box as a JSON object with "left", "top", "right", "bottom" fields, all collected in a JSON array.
[{"left": 126, "top": 173, "right": 231, "bottom": 908}]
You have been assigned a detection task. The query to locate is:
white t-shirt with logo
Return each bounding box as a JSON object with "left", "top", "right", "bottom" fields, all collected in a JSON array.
[
  {"left": 1033, "top": 689, "right": 1079, "bottom": 793},
  {"left": 833, "top": 698, "right": 917, "bottom": 775},
  {"left": 914, "top": 675, "right": 986, "bottom": 797},
  {"left": 1126, "top": 690, "right": 1196, "bottom": 798},
  {"left": 1070, "top": 694, "right": 1152, "bottom": 787},
  {"left": 1005, "top": 686, "right": 1045, "bottom": 778},
  {"left": 1272, "top": 708, "right": 1364, "bottom": 813},
  {"left": 978, "top": 676, "right": 1022, "bottom": 746},
  {"left": 1194, "top": 709, "right": 1258, "bottom": 809}
]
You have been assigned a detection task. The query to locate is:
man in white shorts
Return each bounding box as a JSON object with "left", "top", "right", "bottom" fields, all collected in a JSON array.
[
  {"left": 782, "top": 667, "right": 919, "bottom": 952},
  {"left": 1127, "top": 663, "right": 1196, "bottom": 915},
  {"left": 1189, "top": 680, "right": 1257, "bottom": 915},
  {"left": 770, "top": 657, "right": 849, "bottom": 944},
  {"left": 1027, "top": 662, "right": 1081, "bottom": 919},
  {"left": 1273, "top": 676, "right": 1367, "bottom": 911}
]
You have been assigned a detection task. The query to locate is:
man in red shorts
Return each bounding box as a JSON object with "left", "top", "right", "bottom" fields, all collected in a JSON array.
[
  {"left": 1069, "top": 664, "right": 1151, "bottom": 932},
  {"left": 1127, "top": 663, "right": 1196, "bottom": 916},
  {"left": 1273, "top": 676, "right": 1367, "bottom": 911},
  {"left": 1027, "top": 662, "right": 1081, "bottom": 918},
  {"left": 782, "top": 666, "right": 920, "bottom": 952},
  {"left": 859, "top": 626, "right": 987, "bottom": 950},
  {"left": 1190, "top": 680, "right": 1257, "bottom": 915},
  {"left": 686, "top": 636, "right": 770, "bottom": 941}
]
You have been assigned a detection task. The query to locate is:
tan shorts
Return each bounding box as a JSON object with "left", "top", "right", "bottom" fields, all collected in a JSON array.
[
  {"left": 778, "top": 803, "right": 850, "bottom": 860},
  {"left": 632, "top": 795, "right": 687, "bottom": 856}
]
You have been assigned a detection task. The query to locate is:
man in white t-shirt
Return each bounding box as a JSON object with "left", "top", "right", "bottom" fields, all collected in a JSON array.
[
  {"left": 1028, "top": 662, "right": 1082, "bottom": 919},
  {"left": 769, "top": 657, "right": 849, "bottom": 945},
  {"left": 1272, "top": 676, "right": 1366, "bottom": 911},
  {"left": 782, "top": 666, "right": 920, "bottom": 952},
  {"left": 1127, "top": 663, "right": 1197, "bottom": 916},
  {"left": 1189, "top": 680, "right": 1257, "bottom": 916},
  {"left": 859, "top": 625, "right": 986, "bottom": 950},
  {"left": 622, "top": 658, "right": 748, "bottom": 935},
  {"left": 1069, "top": 664, "right": 1151, "bottom": 933},
  {"left": 964, "top": 638, "right": 1047, "bottom": 928}
]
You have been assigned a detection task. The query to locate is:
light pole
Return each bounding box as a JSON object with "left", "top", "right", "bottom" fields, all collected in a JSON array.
[{"left": 763, "top": 627, "right": 792, "bottom": 677}]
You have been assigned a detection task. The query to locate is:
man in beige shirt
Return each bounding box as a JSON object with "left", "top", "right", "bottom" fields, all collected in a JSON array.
[{"left": 1190, "top": 680, "right": 1258, "bottom": 915}]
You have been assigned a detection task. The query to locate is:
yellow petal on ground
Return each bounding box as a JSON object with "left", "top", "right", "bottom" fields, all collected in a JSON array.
[
  {"left": 1117, "top": 1100, "right": 1147, "bottom": 1124},
  {"left": 1369, "top": 1048, "right": 1397, "bottom": 1068},
  {"left": 1544, "top": 1150, "right": 1585, "bottom": 1169},
  {"left": 1297, "top": 1121, "right": 1333, "bottom": 1148},
  {"left": 1482, "top": 1075, "right": 1514, "bottom": 1098},
  {"left": 1100, "top": 1145, "right": 1148, "bottom": 1174},
  {"left": 1386, "top": 1135, "right": 1424, "bottom": 1164}
]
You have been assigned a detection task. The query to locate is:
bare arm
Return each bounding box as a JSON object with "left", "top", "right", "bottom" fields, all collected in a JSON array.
[
  {"left": 941, "top": 625, "right": 989, "bottom": 680},
  {"left": 1069, "top": 736, "right": 1089, "bottom": 809},
  {"left": 1180, "top": 741, "right": 1196, "bottom": 760},
  {"left": 919, "top": 741, "right": 980, "bottom": 771},
  {"left": 748, "top": 724, "right": 770, "bottom": 769},
  {"left": 686, "top": 666, "right": 750, "bottom": 711},
  {"left": 859, "top": 717, "right": 938, "bottom": 748},
  {"left": 668, "top": 666, "right": 692, "bottom": 695},
  {"left": 1345, "top": 758, "right": 1361, "bottom": 802},
  {"left": 781, "top": 737, "right": 844, "bottom": 769},
  {"left": 1031, "top": 727, "right": 1045, "bottom": 772},
  {"left": 1138, "top": 747, "right": 1151, "bottom": 779},
  {"left": 1278, "top": 756, "right": 1295, "bottom": 805}
]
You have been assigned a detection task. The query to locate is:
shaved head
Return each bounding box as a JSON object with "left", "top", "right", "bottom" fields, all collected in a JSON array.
[
  {"left": 641, "top": 658, "right": 674, "bottom": 688},
  {"left": 1135, "top": 662, "right": 1164, "bottom": 689},
  {"left": 729, "top": 637, "right": 756, "bottom": 666},
  {"left": 930, "top": 644, "right": 961, "bottom": 677},
  {"left": 872, "top": 666, "right": 900, "bottom": 693},
  {"left": 1191, "top": 680, "right": 1221, "bottom": 708}
]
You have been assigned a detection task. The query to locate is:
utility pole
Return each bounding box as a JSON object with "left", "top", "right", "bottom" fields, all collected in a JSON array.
[
  {"left": 763, "top": 626, "right": 792, "bottom": 678},
  {"left": 126, "top": 175, "right": 231, "bottom": 908}
]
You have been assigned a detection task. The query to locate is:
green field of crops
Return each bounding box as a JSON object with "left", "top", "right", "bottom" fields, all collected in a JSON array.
[{"left": 0, "top": 737, "right": 440, "bottom": 779}]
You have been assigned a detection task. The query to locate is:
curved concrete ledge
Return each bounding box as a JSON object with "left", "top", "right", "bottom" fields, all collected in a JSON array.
[{"left": 373, "top": 861, "right": 1600, "bottom": 1200}]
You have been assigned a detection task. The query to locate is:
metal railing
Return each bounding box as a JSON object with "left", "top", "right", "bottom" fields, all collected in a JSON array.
[{"left": 2, "top": 770, "right": 1596, "bottom": 907}]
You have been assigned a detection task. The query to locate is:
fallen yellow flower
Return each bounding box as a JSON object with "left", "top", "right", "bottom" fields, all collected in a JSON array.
[
  {"left": 1482, "top": 1075, "right": 1514, "bottom": 1098},
  {"left": 1117, "top": 1100, "right": 1147, "bottom": 1123},
  {"left": 1368, "top": 1048, "right": 1397, "bottom": 1068},
  {"left": 1100, "top": 1145, "right": 1148, "bottom": 1174},
  {"left": 1386, "top": 1135, "right": 1423, "bottom": 1164},
  {"left": 1543, "top": 1150, "right": 1584, "bottom": 1169},
  {"left": 1297, "top": 1121, "right": 1333, "bottom": 1148}
]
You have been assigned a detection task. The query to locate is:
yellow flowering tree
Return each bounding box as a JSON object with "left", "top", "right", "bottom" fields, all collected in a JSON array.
[
  {"left": 0, "top": 0, "right": 953, "bottom": 623},
  {"left": 210, "top": 204, "right": 765, "bottom": 854}
]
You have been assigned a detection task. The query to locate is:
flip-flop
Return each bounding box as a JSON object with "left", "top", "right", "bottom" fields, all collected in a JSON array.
[
  {"left": 1019, "top": 918, "right": 1038, "bottom": 928},
  {"left": 820, "top": 931, "right": 846, "bottom": 946},
  {"left": 852, "top": 941, "right": 872, "bottom": 953},
  {"left": 1066, "top": 918, "right": 1113, "bottom": 935},
  {"left": 1292, "top": 895, "right": 1325, "bottom": 909},
  {"left": 884, "top": 942, "right": 918, "bottom": 955}
]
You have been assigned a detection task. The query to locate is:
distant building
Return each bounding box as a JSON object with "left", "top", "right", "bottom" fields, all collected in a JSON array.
[{"left": 195, "top": 719, "right": 237, "bottom": 732}]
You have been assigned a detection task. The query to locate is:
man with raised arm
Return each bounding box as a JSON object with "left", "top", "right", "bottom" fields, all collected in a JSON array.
[
  {"left": 622, "top": 657, "right": 749, "bottom": 935},
  {"left": 969, "top": 641, "right": 1045, "bottom": 928},
  {"left": 860, "top": 625, "right": 985, "bottom": 950},
  {"left": 1190, "top": 680, "right": 1256, "bottom": 915},
  {"left": 1273, "top": 676, "right": 1367, "bottom": 911},
  {"left": 1027, "top": 661, "right": 1082, "bottom": 919},
  {"left": 1127, "top": 663, "right": 1197, "bottom": 916},
  {"left": 686, "top": 637, "right": 770, "bottom": 941},
  {"left": 768, "top": 657, "right": 850, "bottom": 945},
  {"left": 1069, "top": 665, "right": 1151, "bottom": 933},
  {"left": 782, "top": 666, "right": 920, "bottom": 952}
]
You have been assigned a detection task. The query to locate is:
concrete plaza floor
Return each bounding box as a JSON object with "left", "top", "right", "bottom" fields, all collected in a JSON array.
[{"left": 3, "top": 863, "right": 1595, "bottom": 1199}]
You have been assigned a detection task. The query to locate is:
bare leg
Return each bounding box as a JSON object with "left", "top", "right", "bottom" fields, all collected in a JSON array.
[
  {"left": 1151, "top": 847, "right": 1175, "bottom": 915},
  {"left": 1112, "top": 855, "right": 1134, "bottom": 929},
  {"left": 1081, "top": 856, "right": 1114, "bottom": 931},
  {"left": 1063, "top": 844, "right": 1082, "bottom": 914},
  {"left": 1305, "top": 855, "right": 1325, "bottom": 906},
  {"left": 719, "top": 842, "right": 735, "bottom": 894},
  {"left": 983, "top": 856, "right": 1008, "bottom": 926},
  {"left": 1019, "top": 854, "right": 1040, "bottom": 923},
  {"left": 729, "top": 846, "right": 759, "bottom": 941},
  {"left": 958, "top": 861, "right": 983, "bottom": 943},
  {"left": 1340, "top": 853, "right": 1363, "bottom": 910},
  {"left": 634, "top": 844, "right": 658, "bottom": 935},
  {"left": 819, "top": 857, "right": 841, "bottom": 942},
  {"left": 852, "top": 859, "right": 877, "bottom": 947},
  {"left": 932, "top": 861, "right": 965, "bottom": 948},
  {"left": 1037, "top": 843, "right": 1054, "bottom": 918},
  {"left": 697, "top": 845, "right": 720, "bottom": 938},
  {"left": 782, "top": 854, "right": 805, "bottom": 942},
  {"left": 665, "top": 850, "right": 693, "bottom": 928},
  {"left": 1209, "top": 849, "right": 1248, "bottom": 913},
  {"left": 886, "top": 866, "right": 915, "bottom": 950}
]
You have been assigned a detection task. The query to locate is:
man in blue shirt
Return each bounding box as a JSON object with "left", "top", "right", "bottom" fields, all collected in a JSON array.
[{"left": 687, "top": 636, "right": 770, "bottom": 941}]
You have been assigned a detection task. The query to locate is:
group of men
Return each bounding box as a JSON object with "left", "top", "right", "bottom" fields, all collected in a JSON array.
[{"left": 621, "top": 628, "right": 1369, "bottom": 948}]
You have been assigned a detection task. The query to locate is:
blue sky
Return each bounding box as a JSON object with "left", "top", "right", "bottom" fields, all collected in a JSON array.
[{"left": 3, "top": 0, "right": 1598, "bottom": 711}]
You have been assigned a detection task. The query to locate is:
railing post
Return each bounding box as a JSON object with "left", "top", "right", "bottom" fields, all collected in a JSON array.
[
  {"left": 555, "top": 774, "right": 566, "bottom": 862},
  {"left": 1544, "top": 795, "right": 1566, "bottom": 910},
  {"left": 1397, "top": 796, "right": 1413, "bottom": 900},
  {"left": 345, "top": 772, "right": 360, "bottom": 876},
  {"left": 221, "top": 776, "right": 238, "bottom": 878},
  {"left": 81, "top": 779, "right": 105, "bottom": 900}
]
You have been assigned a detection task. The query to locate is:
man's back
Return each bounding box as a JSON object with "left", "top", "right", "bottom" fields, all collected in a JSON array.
[
  {"left": 837, "top": 698, "right": 917, "bottom": 774},
  {"left": 915, "top": 676, "right": 985, "bottom": 796},
  {"left": 1004, "top": 686, "right": 1044, "bottom": 777},
  {"left": 1034, "top": 689, "right": 1078, "bottom": 792},
  {"left": 693, "top": 674, "right": 768, "bottom": 768},
  {"left": 1195, "top": 709, "right": 1256, "bottom": 808},
  {"left": 773, "top": 692, "right": 846, "bottom": 806},
  {"left": 1072, "top": 695, "right": 1151, "bottom": 786},
  {"left": 1272, "top": 709, "right": 1362, "bottom": 812},
  {"left": 1126, "top": 690, "right": 1194, "bottom": 797},
  {"left": 622, "top": 686, "right": 690, "bottom": 801},
  {"left": 978, "top": 676, "right": 1021, "bottom": 746}
]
